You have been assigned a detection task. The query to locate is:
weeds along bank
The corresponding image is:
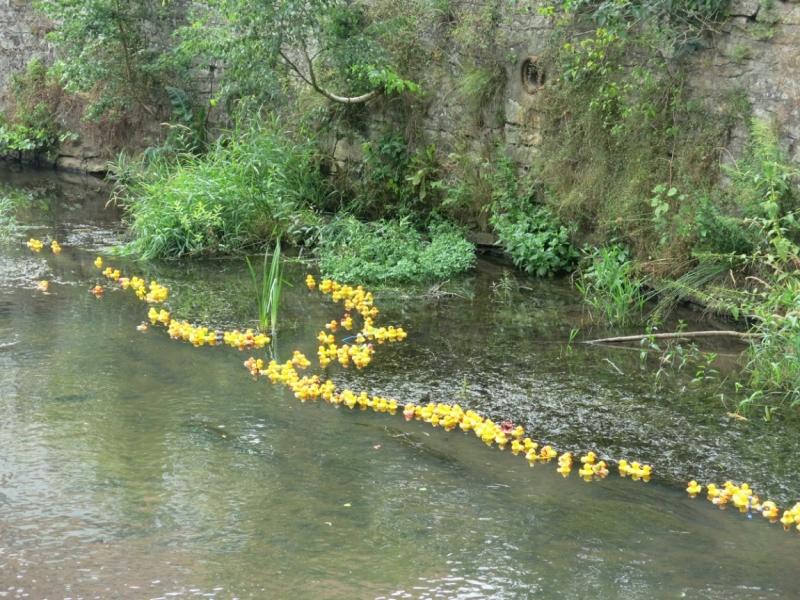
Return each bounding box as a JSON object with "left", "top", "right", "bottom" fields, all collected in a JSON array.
[{"left": 4, "top": 1, "right": 800, "bottom": 411}]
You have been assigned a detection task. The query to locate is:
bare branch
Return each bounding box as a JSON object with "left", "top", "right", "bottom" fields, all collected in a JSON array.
[
  {"left": 278, "top": 46, "right": 380, "bottom": 105},
  {"left": 586, "top": 330, "right": 760, "bottom": 345}
]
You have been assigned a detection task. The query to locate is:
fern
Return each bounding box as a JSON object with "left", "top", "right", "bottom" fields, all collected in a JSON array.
[{"left": 165, "top": 86, "right": 193, "bottom": 121}]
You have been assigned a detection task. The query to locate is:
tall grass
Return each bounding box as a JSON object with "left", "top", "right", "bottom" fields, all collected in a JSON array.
[
  {"left": 115, "top": 116, "right": 329, "bottom": 259},
  {"left": 246, "top": 241, "right": 284, "bottom": 337},
  {"left": 576, "top": 245, "right": 648, "bottom": 326},
  {"left": 743, "top": 314, "right": 800, "bottom": 411},
  {"left": 0, "top": 193, "right": 17, "bottom": 240}
]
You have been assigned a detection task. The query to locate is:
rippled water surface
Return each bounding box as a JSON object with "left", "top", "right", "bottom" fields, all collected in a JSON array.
[{"left": 2, "top": 166, "right": 800, "bottom": 599}]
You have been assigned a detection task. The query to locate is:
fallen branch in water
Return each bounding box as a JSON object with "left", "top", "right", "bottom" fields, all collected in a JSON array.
[{"left": 586, "top": 330, "right": 762, "bottom": 344}]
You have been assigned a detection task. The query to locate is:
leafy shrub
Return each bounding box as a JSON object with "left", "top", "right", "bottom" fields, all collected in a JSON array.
[
  {"left": 116, "top": 117, "right": 329, "bottom": 259},
  {"left": 316, "top": 216, "right": 475, "bottom": 284},
  {"left": 35, "top": 0, "right": 185, "bottom": 120},
  {"left": 491, "top": 200, "right": 578, "bottom": 276},
  {"left": 0, "top": 58, "right": 73, "bottom": 160}
]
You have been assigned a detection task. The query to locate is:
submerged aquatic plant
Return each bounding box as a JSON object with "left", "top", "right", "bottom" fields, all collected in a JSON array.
[{"left": 246, "top": 241, "right": 284, "bottom": 337}]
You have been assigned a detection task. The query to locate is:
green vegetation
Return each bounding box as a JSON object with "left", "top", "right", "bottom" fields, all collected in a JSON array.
[
  {"left": 491, "top": 200, "right": 577, "bottom": 277},
  {"left": 525, "top": 0, "right": 800, "bottom": 412},
  {"left": 34, "top": 0, "right": 186, "bottom": 120},
  {"left": 316, "top": 217, "right": 475, "bottom": 284},
  {"left": 0, "top": 193, "right": 17, "bottom": 240},
  {"left": 0, "top": 58, "right": 74, "bottom": 161},
  {"left": 112, "top": 117, "right": 328, "bottom": 260},
  {"left": 577, "top": 120, "right": 800, "bottom": 413},
  {"left": 176, "top": 0, "right": 418, "bottom": 108}
]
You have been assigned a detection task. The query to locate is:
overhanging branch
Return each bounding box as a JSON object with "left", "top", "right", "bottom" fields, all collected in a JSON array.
[{"left": 279, "top": 46, "right": 380, "bottom": 105}]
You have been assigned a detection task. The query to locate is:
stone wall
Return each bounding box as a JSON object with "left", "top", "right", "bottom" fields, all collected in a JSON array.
[
  {"left": 0, "top": 0, "right": 54, "bottom": 113},
  {"left": 3, "top": 0, "right": 800, "bottom": 170},
  {"left": 494, "top": 0, "right": 800, "bottom": 167},
  {"left": 687, "top": 0, "right": 800, "bottom": 162}
]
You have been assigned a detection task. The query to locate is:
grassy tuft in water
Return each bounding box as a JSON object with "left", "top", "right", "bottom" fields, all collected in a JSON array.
[
  {"left": 246, "top": 241, "right": 284, "bottom": 337},
  {"left": 0, "top": 193, "right": 17, "bottom": 240},
  {"left": 576, "top": 245, "right": 648, "bottom": 326}
]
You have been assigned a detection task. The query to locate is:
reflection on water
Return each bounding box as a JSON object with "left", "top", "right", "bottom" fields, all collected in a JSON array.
[{"left": 1, "top": 167, "right": 800, "bottom": 599}]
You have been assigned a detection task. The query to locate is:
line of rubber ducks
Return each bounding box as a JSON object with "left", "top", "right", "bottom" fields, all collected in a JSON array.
[
  {"left": 95, "top": 257, "right": 271, "bottom": 350},
  {"left": 249, "top": 276, "right": 627, "bottom": 487},
  {"left": 85, "top": 263, "right": 800, "bottom": 538},
  {"left": 166, "top": 320, "right": 270, "bottom": 349},
  {"left": 685, "top": 479, "right": 800, "bottom": 532},
  {"left": 95, "top": 257, "right": 168, "bottom": 303},
  {"left": 266, "top": 274, "right": 800, "bottom": 529}
]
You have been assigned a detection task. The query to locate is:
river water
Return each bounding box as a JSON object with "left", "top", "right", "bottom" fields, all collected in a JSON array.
[{"left": 1, "top": 165, "right": 799, "bottom": 599}]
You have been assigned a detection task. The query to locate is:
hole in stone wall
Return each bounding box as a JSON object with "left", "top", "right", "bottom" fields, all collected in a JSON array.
[{"left": 521, "top": 57, "right": 546, "bottom": 94}]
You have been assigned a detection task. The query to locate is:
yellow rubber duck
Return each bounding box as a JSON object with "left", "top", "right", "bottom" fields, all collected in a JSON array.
[
  {"left": 780, "top": 511, "right": 794, "bottom": 531},
  {"left": 580, "top": 452, "right": 596, "bottom": 465},
  {"left": 540, "top": 445, "right": 557, "bottom": 460},
  {"left": 556, "top": 463, "right": 571, "bottom": 477},
  {"left": 761, "top": 501, "right": 779, "bottom": 523},
  {"left": 706, "top": 483, "right": 720, "bottom": 502},
  {"left": 686, "top": 480, "right": 702, "bottom": 498},
  {"left": 94, "top": 256, "right": 103, "bottom": 268}
]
